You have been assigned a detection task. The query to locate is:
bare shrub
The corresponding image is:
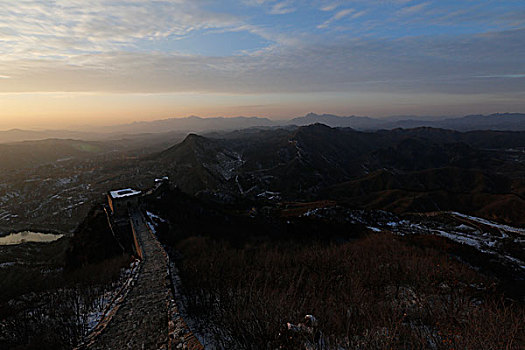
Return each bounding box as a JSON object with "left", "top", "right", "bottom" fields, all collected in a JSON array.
[{"left": 175, "top": 234, "right": 524, "bottom": 349}]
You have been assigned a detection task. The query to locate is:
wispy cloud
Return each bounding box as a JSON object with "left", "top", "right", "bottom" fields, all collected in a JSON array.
[
  {"left": 0, "top": 0, "right": 244, "bottom": 60},
  {"left": 397, "top": 2, "right": 431, "bottom": 16},
  {"left": 244, "top": 0, "right": 296, "bottom": 14},
  {"left": 2, "top": 28, "right": 524, "bottom": 96},
  {"left": 475, "top": 74, "right": 525, "bottom": 79},
  {"left": 351, "top": 11, "right": 367, "bottom": 19},
  {"left": 321, "top": 3, "right": 339, "bottom": 12},
  {"left": 270, "top": 1, "right": 296, "bottom": 14},
  {"left": 318, "top": 8, "right": 354, "bottom": 29}
]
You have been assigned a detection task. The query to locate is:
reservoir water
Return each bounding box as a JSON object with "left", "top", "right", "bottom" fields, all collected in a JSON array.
[{"left": 0, "top": 231, "right": 64, "bottom": 245}]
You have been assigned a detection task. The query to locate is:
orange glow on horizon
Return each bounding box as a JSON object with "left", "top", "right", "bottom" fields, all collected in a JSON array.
[{"left": 1, "top": 91, "right": 524, "bottom": 130}]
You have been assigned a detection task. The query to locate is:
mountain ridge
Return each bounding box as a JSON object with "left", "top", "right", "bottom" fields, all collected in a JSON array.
[
  {"left": 146, "top": 124, "right": 525, "bottom": 224},
  {"left": 1, "top": 113, "right": 524, "bottom": 144}
]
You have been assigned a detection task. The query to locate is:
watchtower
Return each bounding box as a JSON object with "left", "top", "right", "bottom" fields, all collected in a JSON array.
[{"left": 107, "top": 188, "right": 142, "bottom": 217}]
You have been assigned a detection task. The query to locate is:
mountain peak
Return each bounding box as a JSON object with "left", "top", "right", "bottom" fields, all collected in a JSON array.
[
  {"left": 178, "top": 133, "right": 210, "bottom": 149},
  {"left": 305, "top": 112, "right": 320, "bottom": 118}
]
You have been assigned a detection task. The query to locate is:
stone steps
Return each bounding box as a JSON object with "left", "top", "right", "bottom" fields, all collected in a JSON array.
[{"left": 82, "top": 209, "right": 203, "bottom": 350}]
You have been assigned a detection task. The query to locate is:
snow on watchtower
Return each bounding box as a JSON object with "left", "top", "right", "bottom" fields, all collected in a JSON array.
[{"left": 107, "top": 188, "right": 142, "bottom": 216}]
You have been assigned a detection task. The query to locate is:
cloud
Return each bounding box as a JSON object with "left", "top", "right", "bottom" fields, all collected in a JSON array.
[
  {"left": 270, "top": 1, "right": 296, "bottom": 14},
  {"left": 2, "top": 28, "right": 524, "bottom": 96},
  {"left": 475, "top": 74, "right": 525, "bottom": 79},
  {"left": 0, "top": 0, "right": 244, "bottom": 60},
  {"left": 321, "top": 3, "right": 339, "bottom": 12},
  {"left": 243, "top": 0, "right": 296, "bottom": 14},
  {"left": 397, "top": 2, "right": 430, "bottom": 16},
  {"left": 350, "top": 10, "right": 366, "bottom": 19},
  {"left": 334, "top": 9, "right": 354, "bottom": 20},
  {"left": 243, "top": 0, "right": 273, "bottom": 5},
  {"left": 317, "top": 8, "right": 355, "bottom": 28}
]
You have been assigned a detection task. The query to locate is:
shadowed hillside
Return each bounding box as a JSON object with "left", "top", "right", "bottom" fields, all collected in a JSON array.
[{"left": 149, "top": 124, "right": 525, "bottom": 224}]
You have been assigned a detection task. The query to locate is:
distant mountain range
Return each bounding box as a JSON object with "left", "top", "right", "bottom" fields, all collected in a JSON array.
[
  {"left": 1, "top": 113, "right": 524, "bottom": 144},
  {"left": 92, "top": 116, "right": 276, "bottom": 134},
  {"left": 289, "top": 112, "right": 525, "bottom": 131}
]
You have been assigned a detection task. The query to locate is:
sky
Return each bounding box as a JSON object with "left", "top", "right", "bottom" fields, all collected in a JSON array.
[{"left": 1, "top": 0, "right": 524, "bottom": 129}]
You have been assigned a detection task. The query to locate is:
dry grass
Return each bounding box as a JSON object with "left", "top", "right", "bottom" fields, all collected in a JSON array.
[{"left": 176, "top": 233, "right": 524, "bottom": 349}]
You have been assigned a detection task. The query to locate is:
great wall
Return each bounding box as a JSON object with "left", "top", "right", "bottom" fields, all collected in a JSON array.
[{"left": 77, "top": 183, "right": 204, "bottom": 350}]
